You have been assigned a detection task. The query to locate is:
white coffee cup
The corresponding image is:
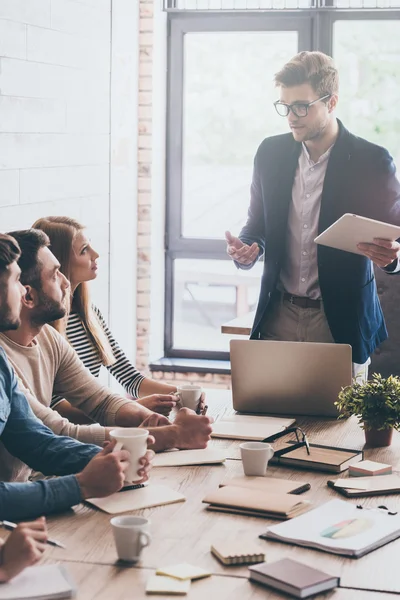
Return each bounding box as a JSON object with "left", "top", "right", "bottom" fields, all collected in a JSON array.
[
  {"left": 176, "top": 384, "right": 202, "bottom": 411},
  {"left": 109, "top": 427, "right": 148, "bottom": 483},
  {"left": 111, "top": 516, "right": 151, "bottom": 563},
  {"left": 240, "top": 442, "right": 274, "bottom": 476}
]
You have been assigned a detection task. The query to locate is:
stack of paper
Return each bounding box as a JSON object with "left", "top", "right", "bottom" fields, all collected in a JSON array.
[{"left": 0, "top": 565, "right": 75, "bottom": 600}]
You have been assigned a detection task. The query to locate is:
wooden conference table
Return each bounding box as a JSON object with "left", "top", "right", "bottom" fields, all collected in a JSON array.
[
  {"left": 34, "top": 391, "right": 400, "bottom": 598},
  {"left": 221, "top": 311, "right": 254, "bottom": 336}
]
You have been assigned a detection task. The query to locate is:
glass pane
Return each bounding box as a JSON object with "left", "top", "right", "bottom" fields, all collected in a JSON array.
[
  {"left": 334, "top": 0, "right": 400, "bottom": 7},
  {"left": 173, "top": 259, "right": 263, "bottom": 352},
  {"left": 182, "top": 31, "right": 298, "bottom": 239},
  {"left": 334, "top": 21, "right": 400, "bottom": 167},
  {"left": 172, "top": 1, "right": 311, "bottom": 8}
]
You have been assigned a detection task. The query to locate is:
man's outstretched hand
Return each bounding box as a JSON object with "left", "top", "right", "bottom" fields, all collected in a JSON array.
[{"left": 225, "top": 231, "right": 259, "bottom": 266}]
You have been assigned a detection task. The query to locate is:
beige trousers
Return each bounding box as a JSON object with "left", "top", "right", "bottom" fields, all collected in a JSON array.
[{"left": 259, "top": 293, "right": 369, "bottom": 383}]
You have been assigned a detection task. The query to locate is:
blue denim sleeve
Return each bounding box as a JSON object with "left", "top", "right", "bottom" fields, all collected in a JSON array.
[
  {"left": 0, "top": 475, "right": 82, "bottom": 521},
  {"left": 0, "top": 350, "right": 99, "bottom": 475}
]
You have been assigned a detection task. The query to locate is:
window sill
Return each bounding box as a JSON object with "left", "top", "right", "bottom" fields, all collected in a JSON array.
[{"left": 149, "top": 357, "right": 231, "bottom": 375}]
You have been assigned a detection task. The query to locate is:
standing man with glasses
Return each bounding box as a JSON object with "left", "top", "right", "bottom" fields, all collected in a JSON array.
[{"left": 225, "top": 51, "right": 400, "bottom": 381}]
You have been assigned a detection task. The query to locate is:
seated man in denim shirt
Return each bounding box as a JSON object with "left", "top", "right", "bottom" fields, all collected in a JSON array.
[{"left": 0, "top": 233, "right": 153, "bottom": 521}]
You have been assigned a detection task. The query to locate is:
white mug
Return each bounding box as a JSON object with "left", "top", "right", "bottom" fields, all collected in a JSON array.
[
  {"left": 240, "top": 442, "right": 274, "bottom": 476},
  {"left": 109, "top": 427, "right": 148, "bottom": 483},
  {"left": 111, "top": 516, "right": 151, "bottom": 563},
  {"left": 176, "top": 384, "right": 202, "bottom": 411}
]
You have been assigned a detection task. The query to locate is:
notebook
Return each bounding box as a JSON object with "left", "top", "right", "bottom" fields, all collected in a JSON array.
[
  {"left": 261, "top": 499, "right": 400, "bottom": 557},
  {"left": 327, "top": 474, "right": 400, "bottom": 497},
  {"left": 270, "top": 443, "right": 363, "bottom": 473},
  {"left": 145, "top": 575, "right": 190, "bottom": 595},
  {"left": 211, "top": 541, "right": 265, "bottom": 566},
  {"left": 219, "top": 476, "right": 310, "bottom": 495},
  {"left": 0, "top": 564, "right": 75, "bottom": 600},
  {"left": 153, "top": 448, "right": 227, "bottom": 467},
  {"left": 211, "top": 413, "right": 295, "bottom": 441},
  {"left": 86, "top": 484, "right": 185, "bottom": 514},
  {"left": 249, "top": 559, "right": 339, "bottom": 598},
  {"left": 349, "top": 460, "right": 392, "bottom": 477},
  {"left": 202, "top": 487, "right": 312, "bottom": 520}
]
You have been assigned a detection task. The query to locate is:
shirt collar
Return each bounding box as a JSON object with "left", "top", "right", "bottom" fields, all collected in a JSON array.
[{"left": 302, "top": 142, "right": 333, "bottom": 166}]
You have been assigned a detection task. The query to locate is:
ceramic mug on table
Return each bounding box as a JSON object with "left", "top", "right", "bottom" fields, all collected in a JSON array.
[
  {"left": 240, "top": 442, "right": 274, "bottom": 476},
  {"left": 111, "top": 516, "right": 151, "bottom": 563}
]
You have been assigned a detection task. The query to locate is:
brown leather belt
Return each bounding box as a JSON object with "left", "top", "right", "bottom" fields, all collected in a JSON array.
[{"left": 282, "top": 293, "right": 321, "bottom": 309}]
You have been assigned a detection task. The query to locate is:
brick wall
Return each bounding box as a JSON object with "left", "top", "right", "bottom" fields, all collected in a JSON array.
[
  {"left": 137, "top": 0, "right": 232, "bottom": 390},
  {"left": 137, "top": 0, "right": 153, "bottom": 374}
]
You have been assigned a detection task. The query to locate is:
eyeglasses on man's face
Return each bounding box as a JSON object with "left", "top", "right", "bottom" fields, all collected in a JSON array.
[{"left": 273, "top": 94, "right": 331, "bottom": 118}]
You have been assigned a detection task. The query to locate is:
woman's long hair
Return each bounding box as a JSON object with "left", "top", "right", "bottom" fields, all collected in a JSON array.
[{"left": 32, "top": 216, "right": 115, "bottom": 366}]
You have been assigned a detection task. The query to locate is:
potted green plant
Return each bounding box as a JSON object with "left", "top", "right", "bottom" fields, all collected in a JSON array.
[{"left": 335, "top": 373, "right": 400, "bottom": 447}]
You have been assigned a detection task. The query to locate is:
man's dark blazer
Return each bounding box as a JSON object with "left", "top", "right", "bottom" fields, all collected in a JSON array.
[{"left": 238, "top": 120, "right": 400, "bottom": 364}]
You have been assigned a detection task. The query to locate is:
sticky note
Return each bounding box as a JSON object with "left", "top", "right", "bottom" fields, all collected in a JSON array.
[
  {"left": 146, "top": 575, "right": 190, "bottom": 595},
  {"left": 156, "top": 563, "right": 212, "bottom": 581}
]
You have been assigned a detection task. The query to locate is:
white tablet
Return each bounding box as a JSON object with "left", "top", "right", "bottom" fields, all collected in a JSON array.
[{"left": 314, "top": 213, "right": 400, "bottom": 255}]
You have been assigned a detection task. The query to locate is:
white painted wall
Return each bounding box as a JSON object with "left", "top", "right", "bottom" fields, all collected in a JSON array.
[{"left": 0, "top": 0, "right": 139, "bottom": 381}]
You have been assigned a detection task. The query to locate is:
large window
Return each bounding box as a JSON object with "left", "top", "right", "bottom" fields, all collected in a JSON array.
[
  {"left": 334, "top": 19, "right": 400, "bottom": 166},
  {"left": 166, "top": 9, "right": 400, "bottom": 360}
]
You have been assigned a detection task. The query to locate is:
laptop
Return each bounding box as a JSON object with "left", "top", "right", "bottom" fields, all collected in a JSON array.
[{"left": 230, "top": 340, "right": 352, "bottom": 417}]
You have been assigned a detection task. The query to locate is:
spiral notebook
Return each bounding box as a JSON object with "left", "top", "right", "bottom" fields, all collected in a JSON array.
[{"left": 211, "top": 541, "right": 265, "bottom": 565}]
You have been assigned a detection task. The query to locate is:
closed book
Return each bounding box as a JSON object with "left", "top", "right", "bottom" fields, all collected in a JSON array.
[
  {"left": 270, "top": 443, "right": 363, "bottom": 473},
  {"left": 219, "top": 475, "right": 310, "bottom": 495},
  {"left": 328, "top": 474, "right": 400, "bottom": 498},
  {"left": 202, "top": 486, "right": 312, "bottom": 519},
  {"left": 249, "top": 559, "right": 339, "bottom": 598},
  {"left": 211, "top": 541, "right": 265, "bottom": 565}
]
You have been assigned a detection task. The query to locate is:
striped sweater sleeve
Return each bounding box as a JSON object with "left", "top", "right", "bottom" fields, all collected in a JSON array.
[{"left": 93, "top": 306, "right": 145, "bottom": 397}]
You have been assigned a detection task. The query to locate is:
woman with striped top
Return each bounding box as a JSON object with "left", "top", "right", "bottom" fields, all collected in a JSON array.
[{"left": 32, "top": 216, "right": 181, "bottom": 423}]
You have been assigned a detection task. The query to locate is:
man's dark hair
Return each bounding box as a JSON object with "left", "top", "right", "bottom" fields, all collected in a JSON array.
[
  {"left": 0, "top": 233, "right": 21, "bottom": 277},
  {"left": 7, "top": 229, "right": 50, "bottom": 288}
]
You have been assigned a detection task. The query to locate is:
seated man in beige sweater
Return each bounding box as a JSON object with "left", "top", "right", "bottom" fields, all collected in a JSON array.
[{"left": 0, "top": 229, "right": 212, "bottom": 481}]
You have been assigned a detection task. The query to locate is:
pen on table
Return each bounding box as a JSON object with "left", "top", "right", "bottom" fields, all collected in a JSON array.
[
  {"left": 119, "top": 483, "right": 147, "bottom": 492},
  {"left": 0, "top": 520, "right": 66, "bottom": 549}
]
